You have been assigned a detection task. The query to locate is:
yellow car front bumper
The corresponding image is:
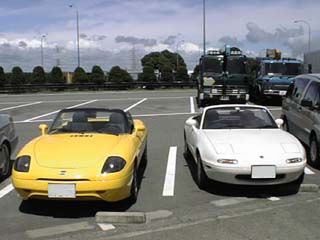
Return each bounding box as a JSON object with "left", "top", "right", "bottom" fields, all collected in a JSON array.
[{"left": 12, "top": 174, "right": 133, "bottom": 202}]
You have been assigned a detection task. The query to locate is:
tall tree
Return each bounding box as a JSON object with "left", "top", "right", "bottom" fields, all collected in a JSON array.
[
  {"left": 139, "top": 65, "right": 156, "bottom": 83},
  {"left": 0, "top": 67, "right": 6, "bottom": 86},
  {"left": 11, "top": 66, "right": 25, "bottom": 85},
  {"left": 90, "top": 65, "right": 105, "bottom": 84},
  {"left": 160, "top": 65, "right": 173, "bottom": 82},
  {"left": 175, "top": 66, "right": 189, "bottom": 82},
  {"left": 49, "top": 66, "right": 65, "bottom": 84},
  {"left": 31, "top": 66, "right": 46, "bottom": 84},
  {"left": 73, "top": 67, "right": 88, "bottom": 83},
  {"left": 108, "top": 66, "right": 133, "bottom": 83}
]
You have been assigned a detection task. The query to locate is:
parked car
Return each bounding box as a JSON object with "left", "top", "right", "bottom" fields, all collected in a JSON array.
[
  {"left": 282, "top": 74, "right": 320, "bottom": 167},
  {"left": 184, "top": 105, "right": 306, "bottom": 189},
  {"left": 12, "top": 108, "right": 147, "bottom": 203},
  {"left": 0, "top": 114, "right": 18, "bottom": 179}
]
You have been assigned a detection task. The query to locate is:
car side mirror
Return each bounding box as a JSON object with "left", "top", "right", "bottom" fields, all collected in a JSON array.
[
  {"left": 275, "top": 119, "right": 284, "bottom": 128},
  {"left": 39, "top": 124, "right": 48, "bottom": 135},
  {"left": 186, "top": 118, "right": 198, "bottom": 126},
  {"left": 301, "top": 100, "right": 313, "bottom": 108}
]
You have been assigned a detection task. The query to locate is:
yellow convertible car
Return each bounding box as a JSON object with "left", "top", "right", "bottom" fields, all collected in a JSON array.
[{"left": 12, "top": 108, "right": 147, "bottom": 203}]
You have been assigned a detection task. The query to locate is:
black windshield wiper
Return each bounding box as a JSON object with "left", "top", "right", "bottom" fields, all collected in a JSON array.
[{"left": 92, "top": 130, "right": 119, "bottom": 136}]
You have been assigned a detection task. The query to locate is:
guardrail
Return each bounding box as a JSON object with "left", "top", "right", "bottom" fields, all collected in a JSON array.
[{"left": 0, "top": 81, "right": 196, "bottom": 93}]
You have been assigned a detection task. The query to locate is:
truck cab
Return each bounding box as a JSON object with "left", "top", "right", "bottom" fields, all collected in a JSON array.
[
  {"left": 251, "top": 49, "right": 302, "bottom": 102},
  {"left": 196, "top": 46, "right": 249, "bottom": 108}
]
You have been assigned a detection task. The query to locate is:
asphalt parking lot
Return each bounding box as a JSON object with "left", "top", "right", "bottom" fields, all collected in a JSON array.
[{"left": 1, "top": 89, "right": 320, "bottom": 240}]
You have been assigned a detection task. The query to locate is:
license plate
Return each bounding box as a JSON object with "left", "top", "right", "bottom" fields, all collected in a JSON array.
[
  {"left": 220, "top": 96, "right": 229, "bottom": 101},
  {"left": 279, "top": 91, "right": 286, "bottom": 96},
  {"left": 251, "top": 166, "right": 276, "bottom": 179},
  {"left": 48, "top": 184, "right": 76, "bottom": 198}
]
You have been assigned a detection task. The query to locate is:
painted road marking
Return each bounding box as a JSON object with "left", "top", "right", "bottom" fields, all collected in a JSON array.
[
  {"left": 22, "top": 100, "right": 97, "bottom": 122},
  {"left": 26, "top": 222, "right": 94, "bottom": 239},
  {"left": 162, "top": 146, "right": 177, "bottom": 196},
  {"left": 190, "top": 97, "right": 195, "bottom": 113},
  {"left": 0, "top": 102, "right": 42, "bottom": 112},
  {"left": 211, "top": 197, "right": 254, "bottom": 207},
  {"left": 98, "top": 223, "right": 115, "bottom": 231},
  {"left": 305, "top": 167, "right": 315, "bottom": 175},
  {"left": 0, "top": 184, "right": 14, "bottom": 198},
  {"left": 124, "top": 98, "right": 147, "bottom": 112},
  {"left": 268, "top": 197, "right": 281, "bottom": 201}
]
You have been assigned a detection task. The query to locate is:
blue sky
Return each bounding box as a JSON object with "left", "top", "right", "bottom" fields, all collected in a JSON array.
[{"left": 0, "top": 0, "right": 319, "bottom": 71}]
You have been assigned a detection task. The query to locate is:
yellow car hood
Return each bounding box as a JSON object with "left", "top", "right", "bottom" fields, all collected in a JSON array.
[{"left": 34, "top": 134, "right": 122, "bottom": 169}]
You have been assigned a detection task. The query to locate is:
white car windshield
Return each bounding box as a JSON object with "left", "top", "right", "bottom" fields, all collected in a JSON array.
[{"left": 203, "top": 107, "right": 277, "bottom": 129}]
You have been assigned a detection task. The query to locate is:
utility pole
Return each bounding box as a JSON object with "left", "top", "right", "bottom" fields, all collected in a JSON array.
[{"left": 69, "top": 4, "right": 81, "bottom": 67}]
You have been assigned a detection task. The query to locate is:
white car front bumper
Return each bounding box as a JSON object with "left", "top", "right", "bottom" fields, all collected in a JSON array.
[{"left": 202, "top": 160, "right": 305, "bottom": 185}]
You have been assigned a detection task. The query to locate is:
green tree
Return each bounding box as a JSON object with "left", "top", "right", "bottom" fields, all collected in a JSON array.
[
  {"left": 108, "top": 66, "right": 133, "bottom": 83},
  {"left": 73, "top": 67, "right": 88, "bottom": 83},
  {"left": 0, "top": 66, "right": 6, "bottom": 86},
  {"left": 175, "top": 66, "right": 189, "bottom": 82},
  {"left": 160, "top": 65, "right": 173, "bottom": 82},
  {"left": 139, "top": 65, "right": 156, "bottom": 83},
  {"left": 90, "top": 65, "right": 105, "bottom": 84},
  {"left": 49, "top": 66, "right": 65, "bottom": 84},
  {"left": 191, "top": 65, "right": 200, "bottom": 82},
  {"left": 31, "top": 66, "right": 46, "bottom": 84},
  {"left": 11, "top": 66, "right": 25, "bottom": 85}
]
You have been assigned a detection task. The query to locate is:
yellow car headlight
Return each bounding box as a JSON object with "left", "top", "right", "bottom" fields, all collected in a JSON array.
[
  {"left": 14, "top": 155, "right": 31, "bottom": 172},
  {"left": 102, "top": 157, "right": 126, "bottom": 174}
]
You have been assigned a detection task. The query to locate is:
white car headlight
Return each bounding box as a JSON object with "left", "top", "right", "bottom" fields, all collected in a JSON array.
[
  {"left": 286, "top": 158, "right": 303, "bottom": 164},
  {"left": 217, "top": 159, "right": 238, "bottom": 164}
]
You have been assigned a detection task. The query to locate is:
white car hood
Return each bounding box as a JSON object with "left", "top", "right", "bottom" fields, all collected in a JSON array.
[{"left": 202, "top": 129, "right": 301, "bottom": 155}]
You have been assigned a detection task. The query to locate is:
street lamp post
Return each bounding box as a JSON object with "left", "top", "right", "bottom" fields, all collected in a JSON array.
[
  {"left": 294, "top": 20, "right": 311, "bottom": 52},
  {"left": 176, "top": 40, "right": 185, "bottom": 69},
  {"left": 40, "top": 34, "right": 46, "bottom": 68},
  {"left": 69, "top": 4, "right": 81, "bottom": 67},
  {"left": 203, "top": 0, "right": 206, "bottom": 56}
]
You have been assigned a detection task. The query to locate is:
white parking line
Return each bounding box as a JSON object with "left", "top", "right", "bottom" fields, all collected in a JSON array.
[
  {"left": 162, "top": 146, "right": 177, "bottom": 196},
  {"left": 22, "top": 100, "right": 97, "bottom": 122},
  {"left": 124, "top": 98, "right": 147, "bottom": 112},
  {"left": 268, "top": 197, "right": 281, "bottom": 201},
  {"left": 190, "top": 97, "right": 195, "bottom": 113},
  {"left": 0, "top": 184, "right": 14, "bottom": 198},
  {"left": 305, "top": 167, "right": 315, "bottom": 175},
  {"left": 0, "top": 102, "right": 42, "bottom": 112}
]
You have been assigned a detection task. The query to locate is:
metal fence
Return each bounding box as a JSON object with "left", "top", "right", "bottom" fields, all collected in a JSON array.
[{"left": 0, "top": 81, "right": 196, "bottom": 93}]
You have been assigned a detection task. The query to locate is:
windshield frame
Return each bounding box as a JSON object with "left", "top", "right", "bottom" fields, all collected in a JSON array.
[
  {"left": 48, "top": 108, "right": 131, "bottom": 135},
  {"left": 201, "top": 106, "right": 278, "bottom": 130}
]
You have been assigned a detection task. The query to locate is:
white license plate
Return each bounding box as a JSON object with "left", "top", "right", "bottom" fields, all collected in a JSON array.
[
  {"left": 251, "top": 166, "right": 276, "bottom": 179},
  {"left": 48, "top": 184, "right": 76, "bottom": 198},
  {"left": 279, "top": 91, "right": 286, "bottom": 96},
  {"left": 220, "top": 96, "right": 230, "bottom": 101}
]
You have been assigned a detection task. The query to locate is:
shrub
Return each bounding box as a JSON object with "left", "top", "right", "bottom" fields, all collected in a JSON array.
[
  {"left": 90, "top": 65, "right": 105, "bottom": 84},
  {"left": 73, "top": 67, "right": 88, "bottom": 83},
  {"left": 31, "top": 66, "right": 46, "bottom": 84},
  {"left": 49, "top": 66, "right": 65, "bottom": 84}
]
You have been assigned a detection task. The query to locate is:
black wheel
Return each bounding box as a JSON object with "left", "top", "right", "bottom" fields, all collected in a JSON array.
[
  {"left": 309, "top": 135, "right": 320, "bottom": 168},
  {"left": 128, "top": 164, "right": 138, "bottom": 204},
  {"left": 184, "top": 133, "right": 192, "bottom": 160},
  {"left": 0, "top": 144, "right": 10, "bottom": 179},
  {"left": 140, "top": 143, "right": 148, "bottom": 167},
  {"left": 196, "top": 153, "right": 208, "bottom": 189}
]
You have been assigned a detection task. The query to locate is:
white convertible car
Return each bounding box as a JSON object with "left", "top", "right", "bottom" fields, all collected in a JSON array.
[{"left": 184, "top": 105, "right": 306, "bottom": 189}]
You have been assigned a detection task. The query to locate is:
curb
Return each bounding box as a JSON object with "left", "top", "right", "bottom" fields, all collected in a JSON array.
[
  {"left": 96, "top": 212, "right": 146, "bottom": 224},
  {"left": 299, "top": 184, "right": 319, "bottom": 193}
]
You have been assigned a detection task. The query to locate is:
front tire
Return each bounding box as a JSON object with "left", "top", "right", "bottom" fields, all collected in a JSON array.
[
  {"left": 140, "top": 143, "right": 148, "bottom": 167},
  {"left": 184, "top": 133, "right": 192, "bottom": 160},
  {"left": 282, "top": 117, "right": 290, "bottom": 132},
  {"left": 196, "top": 153, "right": 208, "bottom": 189},
  {"left": 128, "top": 164, "right": 138, "bottom": 204},
  {"left": 310, "top": 135, "right": 320, "bottom": 168},
  {"left": 0, "top": 144, "right": 10, "bottom": 179}
]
